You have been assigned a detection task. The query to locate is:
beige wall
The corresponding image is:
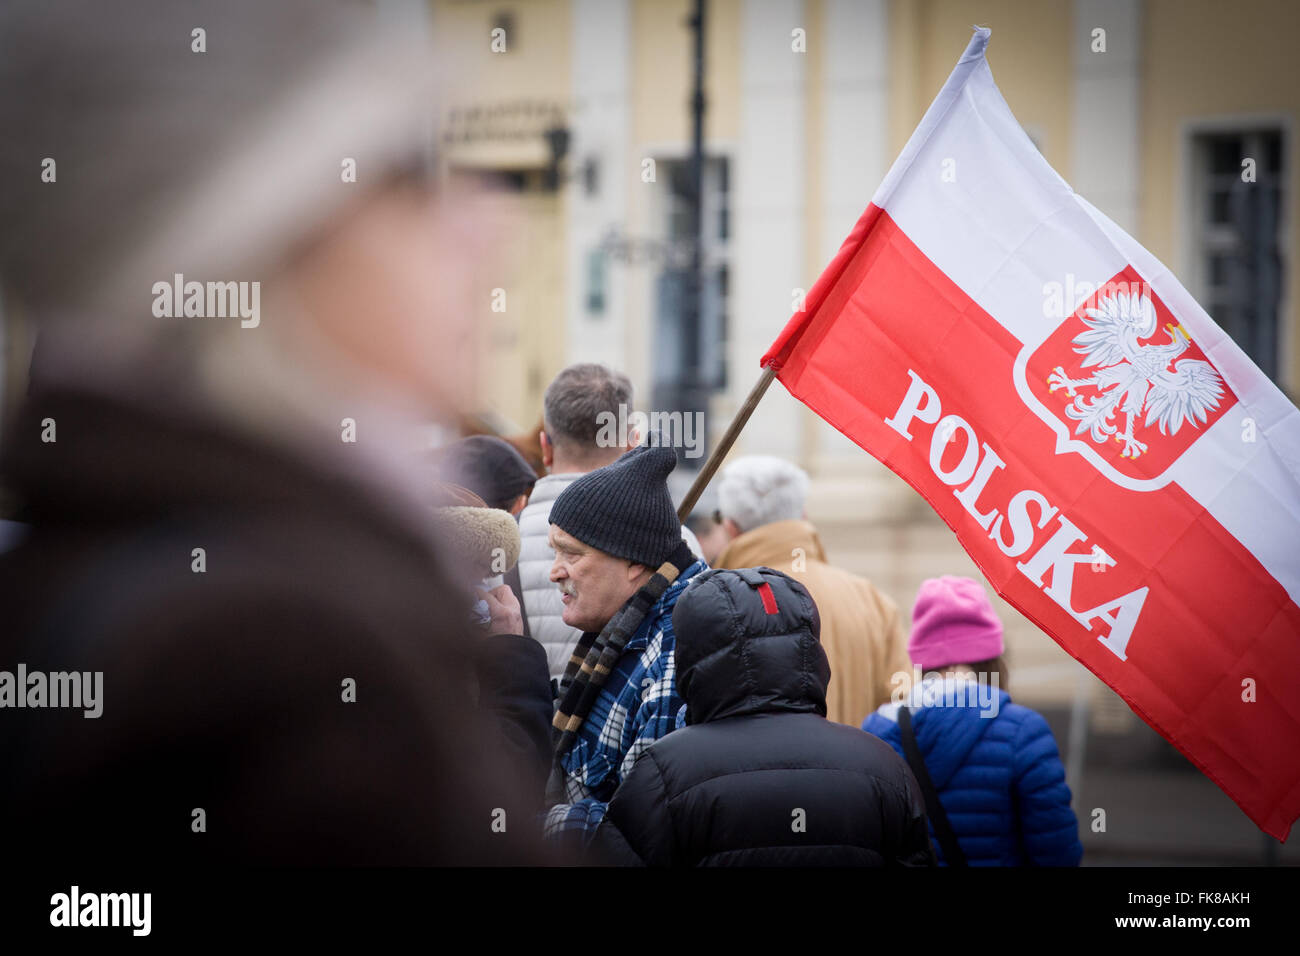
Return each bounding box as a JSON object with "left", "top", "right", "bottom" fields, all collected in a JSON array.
[
  {"left": 429, "top": 0, "right": 1298, "bottom": 423},
  {"left": 476, "top": 191, "right": 566, "bottom": 430},
  {"left": 430, "top": 0, "right": 573, "bottom": 428},
  {"left": 431, "top": 0, "right": 572, "bottom": 108},
  {"left": 1141, "top": 0, "right": 1299, "bottom": 391},
  {"left": 631, "top": 0, "right": 741, "bottom": 148}
]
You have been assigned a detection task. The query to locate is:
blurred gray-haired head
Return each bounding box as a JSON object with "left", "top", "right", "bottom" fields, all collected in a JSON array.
[
  {"left": 0, "top": 0, "right": 439, "bottom": 318},
  {"left": 717, "top": 455, "right": 809, "bottom": 532},
  {"left": 543, "top": 363, "right": 634, "bottom": 459}
]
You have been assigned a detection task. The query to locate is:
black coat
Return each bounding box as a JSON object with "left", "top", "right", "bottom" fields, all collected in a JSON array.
[
  {"left": 592, "top": 567, "right": 935, "bottom": 866},
  {"left": 0, "top": 385, "right": 555, "bottom": 864}
]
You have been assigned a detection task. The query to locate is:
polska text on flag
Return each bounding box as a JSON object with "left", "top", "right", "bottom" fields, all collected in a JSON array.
[{"left": 762, "top": 27, "right": 1300, "bottom": 840}]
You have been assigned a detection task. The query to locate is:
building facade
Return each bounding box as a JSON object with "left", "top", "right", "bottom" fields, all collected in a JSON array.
[{"left": 429, "top": 0, "right": 1296, "bottom": 510}]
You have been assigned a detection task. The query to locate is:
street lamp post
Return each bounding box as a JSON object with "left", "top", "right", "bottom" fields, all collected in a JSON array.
[{"left": 654, "top": 0, "right": 709, "bottom": 471}]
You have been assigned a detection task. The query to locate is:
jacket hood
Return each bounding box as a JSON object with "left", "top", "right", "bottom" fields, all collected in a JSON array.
[
  {"left": 673, "top": 567, "right": 830, "bottom": 725},
  {"left": 864, "top": 676, "right": 1013, "bottom": 789},
  {"left": 431, "top": 506, "right": 521, "bottom": 577},
  {"left": 714, "top": 519, "right": 826, "bottom": 570},
  {"left": 525, "top": 472, "right": 582, "bottom": 508}
]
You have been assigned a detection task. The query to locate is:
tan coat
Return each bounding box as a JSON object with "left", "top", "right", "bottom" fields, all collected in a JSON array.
[{"left": 715, "top": 519, "right": 908, "bottom": 727}]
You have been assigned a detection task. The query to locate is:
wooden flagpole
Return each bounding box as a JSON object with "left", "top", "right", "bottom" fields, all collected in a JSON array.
[{"left": 676, "top": 364, "right": 778, "bottom": 521}]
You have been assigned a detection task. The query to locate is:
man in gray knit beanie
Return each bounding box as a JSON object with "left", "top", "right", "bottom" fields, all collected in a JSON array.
[
  {"left": 549, "top": 442, "right": 683, "bottom": 578},
  {"left": 544, "top": 438, "right": 709, "bottom": 847}
]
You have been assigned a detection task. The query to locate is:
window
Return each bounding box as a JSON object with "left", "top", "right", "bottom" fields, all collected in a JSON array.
[
  {"left": 1191, "top": 129, "right": 1285, "bottom": 382},
  {"left": 652, "top": 156, "right": 731, "bottom": 392},
  {"left": 585, "top": 247, "right": 606, "bottom": 315}
]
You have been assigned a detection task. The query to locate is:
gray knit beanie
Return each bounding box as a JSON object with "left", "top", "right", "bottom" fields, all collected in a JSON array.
[{"left": 549, "top": 439, "right": 682, "bottom": 566}]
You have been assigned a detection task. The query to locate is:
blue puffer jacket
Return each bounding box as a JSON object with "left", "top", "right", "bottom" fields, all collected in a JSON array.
[{"left": 862, "top": 679, "right": 1082, "bottom": 866}]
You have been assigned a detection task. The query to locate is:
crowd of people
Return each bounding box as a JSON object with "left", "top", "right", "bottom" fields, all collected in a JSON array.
[
  {"left": 0, "top": 0, "right": 1081, "bottom": 866},
  {"left": 432, "top": 361, "right": 1085, "bottom": 866}
]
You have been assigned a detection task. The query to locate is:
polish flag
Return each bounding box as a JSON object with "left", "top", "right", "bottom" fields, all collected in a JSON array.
[{"left": 763, "top": 27, "right": 1300, "bottom": 840}]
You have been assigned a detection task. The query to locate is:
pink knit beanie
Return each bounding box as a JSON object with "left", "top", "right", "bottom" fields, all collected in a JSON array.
[{"left": 907, "top": 576, "right": 1004, "bottom": 670}]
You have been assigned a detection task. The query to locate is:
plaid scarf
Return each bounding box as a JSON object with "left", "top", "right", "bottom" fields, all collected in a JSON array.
[{"left": 551, "top": 539, "right": 697, "bottom": 761}]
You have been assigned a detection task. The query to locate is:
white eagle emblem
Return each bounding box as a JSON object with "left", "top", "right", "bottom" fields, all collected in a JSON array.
[{"left": 1046, "top": 291, "right": 1225, "bottom": 459}]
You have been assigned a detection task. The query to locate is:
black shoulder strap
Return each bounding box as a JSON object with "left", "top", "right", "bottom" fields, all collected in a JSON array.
[
  {"left": 503, "top": 562, "right": 532, "bottom": 640},
  {"left": 898, "top": 705, "right": 968, "bottom": 867}
]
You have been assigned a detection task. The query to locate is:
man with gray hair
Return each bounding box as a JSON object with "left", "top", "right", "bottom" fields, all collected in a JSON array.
[
  {"left": 712, "top": 455, "right": 908, "bottom": 726},
  {"left": 518, "top": 363, "right": 701, "bottom": 682}
]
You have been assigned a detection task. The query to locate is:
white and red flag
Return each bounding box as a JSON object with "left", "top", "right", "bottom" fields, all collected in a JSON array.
[{"left": 763, "top": 27, "right": 1300, "bottom": 839}]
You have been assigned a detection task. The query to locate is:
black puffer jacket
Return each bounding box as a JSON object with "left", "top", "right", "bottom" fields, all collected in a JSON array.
[{"left": 592, "top": 567, "right": 936, "bottom": 866}]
